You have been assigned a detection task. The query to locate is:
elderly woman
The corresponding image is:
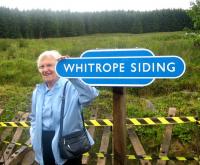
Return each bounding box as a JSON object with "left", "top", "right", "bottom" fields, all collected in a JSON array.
[{"left": 29, "top": 50, "right": 99, "bottom": 165}]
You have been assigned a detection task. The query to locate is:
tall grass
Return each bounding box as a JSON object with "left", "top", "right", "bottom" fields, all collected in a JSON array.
[{"left": 0, "top": 32, "right": 199, "bottom": 92}]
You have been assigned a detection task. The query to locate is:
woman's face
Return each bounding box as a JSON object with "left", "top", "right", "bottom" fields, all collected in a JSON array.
[{"left": 38, "top": 56, "right": 58, "bottom": 85}]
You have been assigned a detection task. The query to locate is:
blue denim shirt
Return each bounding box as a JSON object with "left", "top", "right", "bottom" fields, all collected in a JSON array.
[{"left": 29, "top": 78, "right": 99, "bottom": 165}]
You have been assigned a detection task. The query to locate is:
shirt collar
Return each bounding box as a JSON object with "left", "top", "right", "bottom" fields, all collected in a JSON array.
[
  {"left": 36, "top": 78, "right": 68, "bottom": 93},
  {"left": 44, "top": 78, "right": 60, "bottom": 92}
]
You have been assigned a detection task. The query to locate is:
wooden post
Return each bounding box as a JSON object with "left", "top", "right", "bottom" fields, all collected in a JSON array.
[
  {"left": 157, "top": 107, "right": 176, "bottom": 165},
  {"left": 128, "top": 128, "right": 151, "bottom": 165},
  {"left": 113, "top": 87, "right": 126, "bottom": 165}
]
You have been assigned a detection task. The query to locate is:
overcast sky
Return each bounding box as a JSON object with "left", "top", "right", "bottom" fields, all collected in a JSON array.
[{"left": 0, "top": 0, "right": 194, "bottom": 12}]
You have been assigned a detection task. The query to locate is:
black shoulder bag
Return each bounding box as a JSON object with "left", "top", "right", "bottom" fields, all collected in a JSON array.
[{"left": 59, "top": 82, "right": 92, "bottom": 159}]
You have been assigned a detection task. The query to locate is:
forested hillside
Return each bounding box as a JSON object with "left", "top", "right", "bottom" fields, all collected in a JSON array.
[{"left": 0, "top": 7, "right": 192, "bottom": 38}]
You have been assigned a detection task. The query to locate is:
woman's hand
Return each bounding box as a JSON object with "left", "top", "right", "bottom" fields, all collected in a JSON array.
[{"left": 57, "top": 55, "right": 70, "bottom": 61}]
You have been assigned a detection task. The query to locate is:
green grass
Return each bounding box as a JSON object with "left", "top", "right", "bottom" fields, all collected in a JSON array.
[
  {"left": 0, "top": 31, "right": 199, "bottom": 157},
  {"left": 0, "top": 31, "right": 199, "bottom": 92}
]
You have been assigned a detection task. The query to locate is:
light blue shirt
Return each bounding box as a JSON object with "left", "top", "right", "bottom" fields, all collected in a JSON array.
[
  {"left": 42, "top": 86, "right": 55, "bottom": 130},
  {"left": 29, "top": 78, "right": 99, "bottom": 165}
]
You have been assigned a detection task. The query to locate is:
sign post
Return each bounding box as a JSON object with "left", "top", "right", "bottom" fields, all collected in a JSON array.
[
  {"left": 113, "top": 87, "right": 126, "bottom": 165},
  {"left": 56, "top": 48, "right": 186, "bottom": 165}
]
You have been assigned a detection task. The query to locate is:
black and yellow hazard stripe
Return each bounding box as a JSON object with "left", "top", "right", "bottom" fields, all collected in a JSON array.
[
  {"left": 83, "top": 153, "right": 199, "bottom": 161},
  {"left": 2, "top": 140, "right": 32, "bottom": 147},
  {"left": 126, "top": 154, "right": 198, "bottom": 161},
  {"left": 84, "top": 116, "right": 197, "bottom": 126},
  {"left": 84, "top": 119, "right": 113, "bottom": 127},
  {"left": 127, "top": 116, "right": 197, "bottom": 125},
  {"left": 0, "top": 121, "right": 30, "bottom": 127},
  {"left": 0, "top": 116, "right": 198, "bottom": 127}
]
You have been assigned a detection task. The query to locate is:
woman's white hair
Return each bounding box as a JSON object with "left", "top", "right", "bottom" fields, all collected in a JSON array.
[{"left": 37, "top": 50, "right": 61, "bottom": 68}]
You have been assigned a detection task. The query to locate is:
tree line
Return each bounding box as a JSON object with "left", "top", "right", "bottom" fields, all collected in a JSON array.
[{"left": 0, "top": 7, "right": 192, "bottom": 38}]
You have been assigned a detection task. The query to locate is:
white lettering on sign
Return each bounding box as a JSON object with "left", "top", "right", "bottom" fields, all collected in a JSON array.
[
  {"left": 64, "top": 63, "right": 125, "bottom": 73},
  {"left": 131, "top": 62, "right": 176, "bottom": 73},
  {"left": 63, "top": 62, "right": 175, "bottom": 73}
]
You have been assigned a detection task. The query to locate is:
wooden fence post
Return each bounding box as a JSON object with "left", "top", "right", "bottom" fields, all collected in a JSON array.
[{"left": 113, "top": 87, "right": 127, "bottom": 165}]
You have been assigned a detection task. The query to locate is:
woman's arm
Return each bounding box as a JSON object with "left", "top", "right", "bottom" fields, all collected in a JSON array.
[
  {"left": 29, "top": 89, "right": 37, "bottom": 141},
  {"left": 57, "top": 55, "right": 99, "bottom": 105},
  {"left": 69, "top": 78, "right": 99, "bottom": 106}
]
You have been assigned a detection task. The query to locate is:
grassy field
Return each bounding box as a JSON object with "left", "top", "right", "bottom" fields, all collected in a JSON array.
[{"left": 0, "top": 31, "right": 200, "bottom": 159}]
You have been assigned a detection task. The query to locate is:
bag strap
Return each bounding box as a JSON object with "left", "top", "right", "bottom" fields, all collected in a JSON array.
[
  {"left": 59, "top": 81, "right": 86, "bottom": 139},
  {"left": 59, "top": 81, "right": 68, "bottom": 140}
]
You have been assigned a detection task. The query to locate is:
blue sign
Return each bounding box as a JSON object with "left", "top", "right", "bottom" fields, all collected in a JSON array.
[
  {"left": 80, "top": 49, "right": 155, "bottom": 86},
  {"left": 55, "top": 49, "right": 186, "bottom": 86}
]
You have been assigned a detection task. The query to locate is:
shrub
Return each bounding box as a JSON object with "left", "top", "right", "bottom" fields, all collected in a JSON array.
[{"left": 0, "top": 40, "right": 10, "bottom": 51}]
